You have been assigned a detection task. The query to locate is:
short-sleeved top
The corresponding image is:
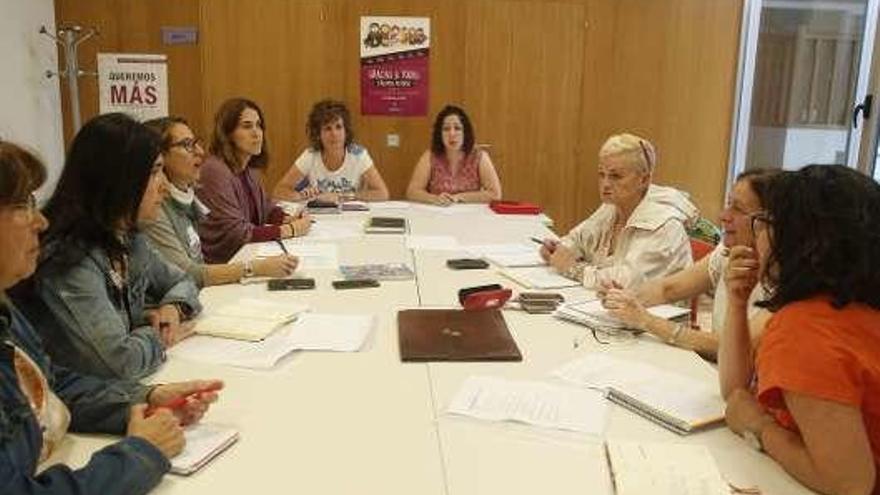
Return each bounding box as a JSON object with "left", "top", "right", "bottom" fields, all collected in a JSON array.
[
  {"left": 756, "top": 296, "right": 880, "bottom": 472},
  {"left": 427, "top": 149, "right": 483, "bottom": 195},
  {"left": 706, "top": 243, "right": 763, "bottom": 334},
  {"left": 293, "top": 145, "right": 373, "bottom": 194}
]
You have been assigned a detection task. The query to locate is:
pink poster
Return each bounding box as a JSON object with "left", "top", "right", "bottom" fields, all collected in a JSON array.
[{"left": 360, "top": 16, "right": 430, "bottom": 116}]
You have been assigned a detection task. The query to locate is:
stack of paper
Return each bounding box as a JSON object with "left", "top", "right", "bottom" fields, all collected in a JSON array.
[
  {"left": 171, "top": 424, "right": 239, "bottom": 475},
  {"left": 193, "top": 298, "right": 308, "bottom": 341},
  {"left": 256, "top": 242, "right": 339, "bottom": 270},
  {"left": 552, "top": 354, "right": 725, "bottom": 434},
  {"left": 171, "top": 313, "right": 375, "bottom": 369},
  {"left": 465, "top": 243, "right": 545, "bottom": 267},
  {"left": 554, "top": 300, "right": 689, "bottom": 331},
  {"left": 447, "top": 375, "right": 608, "bottom": 435},
  {"left": 500, "top": 266, "right": 580, "bottom": 289},
  {"left": 605, "top": 440, "right": 729, "bottom": 495}
]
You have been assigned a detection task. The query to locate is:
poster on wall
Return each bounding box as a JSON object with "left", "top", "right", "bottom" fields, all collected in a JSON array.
[
  {"left": 360, "top": 16, "right": 430, "bottom": 116},
  {"left": 97, "top": 53, "right": 168, "bottom": 121}
]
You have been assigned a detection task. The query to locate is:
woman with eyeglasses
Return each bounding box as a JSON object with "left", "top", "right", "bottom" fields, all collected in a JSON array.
[
  {"left": 273, "top": 99, "right": 389, "bottom": 203},
  {"left": 537, "top": 133, "right": 698, "bottom": 289},
  {"left": 11, "top": 113, "right": 201, "bottom": 380},
  {"left": 405, "top": 105, "right": 502, "bottom": 206},
  {"left": 599, "top": 169, "right": 777, "bottom": 359},
  {"left": 197, "top": 97, "right": 311, "bottom": 264},
  {"left": 141, "top": 117, "right": 298, "bottom": 287},
  {"left": 721, "top": 165, "right": 880, "bottom": 495},
  {"left": 0, "top": 140, "right": 222, "bottom": 493}
]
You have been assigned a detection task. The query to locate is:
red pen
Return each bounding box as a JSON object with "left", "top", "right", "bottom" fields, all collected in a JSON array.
[{"left": 144, "top": 383, "right": 222, "bottom": 417}]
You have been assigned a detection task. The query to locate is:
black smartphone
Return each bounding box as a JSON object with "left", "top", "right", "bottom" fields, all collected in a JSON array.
[
  {"left": 446, "top": 258, "right": 489, "bottom": 270},
  {"left": 267, "top": 278, "right": 316, "bottom": 291},
  {"left": 332, "top": 279, "right": 380, "bottom": 290}
]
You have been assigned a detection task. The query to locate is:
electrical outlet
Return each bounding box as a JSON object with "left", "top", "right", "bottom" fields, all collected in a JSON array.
[{"left": 386, "top": 133, "right": 400, "bottom": 148}]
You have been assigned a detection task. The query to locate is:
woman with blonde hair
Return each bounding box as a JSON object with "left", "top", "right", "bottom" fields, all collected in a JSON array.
[{"left": 539, "top": 133, "right": 697, "bottom": 288}]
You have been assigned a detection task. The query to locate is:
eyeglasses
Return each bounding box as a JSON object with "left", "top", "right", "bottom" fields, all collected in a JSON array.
[
  {"left": 6, "top": 192, "right": 38, "bottom": 221},
  {"left": 749, "top": 211, "right": 773, "bottom": 237},
  {"left": 168, "top": 137, "right": 203, "bottom": 155}
]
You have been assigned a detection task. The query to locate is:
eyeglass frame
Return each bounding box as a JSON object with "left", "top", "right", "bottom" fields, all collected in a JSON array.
[
  {"left": 749, "top": 210, "right": 773, "bottom": 238},
  {"left": 167, "top": 137, "right": 203, "bottom": 155}
]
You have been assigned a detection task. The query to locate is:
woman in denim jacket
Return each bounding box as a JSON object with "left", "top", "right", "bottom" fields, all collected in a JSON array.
[
  {"left": 13, "top": 114, "right": 201, "bottom": 380},
  {"left": 0, "top": 140, "right": 222, "bottom": 493}
]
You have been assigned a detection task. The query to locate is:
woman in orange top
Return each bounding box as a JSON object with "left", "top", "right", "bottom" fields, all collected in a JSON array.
[{"left": 721, "top": 165, "right": 880, "bottom": 495}]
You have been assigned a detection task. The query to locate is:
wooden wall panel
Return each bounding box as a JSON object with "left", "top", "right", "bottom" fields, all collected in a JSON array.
[
  {"left": 54, "top": 0, "right": 741, "bottom": 232},
  {"left": 55, "top": 0, "right": 203, "bottom": 144}
]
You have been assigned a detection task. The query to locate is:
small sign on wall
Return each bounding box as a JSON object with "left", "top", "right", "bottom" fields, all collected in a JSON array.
[
  {"left": 97, "top": 53, "right": 168, "bottom": 121},
  {"left": 360, "top": 16, "right": 430, "bottom": 116}
]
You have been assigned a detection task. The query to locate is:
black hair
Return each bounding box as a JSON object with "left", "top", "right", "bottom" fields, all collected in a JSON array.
[
  {"left": 757, "top": 164, "right": 880, "bottom": 311},
  {"left": 431, "top": 105, "right": 475, "bottom": 157},
  {"left": 41, "top": 112, "right": 161, "bottom": 266}
]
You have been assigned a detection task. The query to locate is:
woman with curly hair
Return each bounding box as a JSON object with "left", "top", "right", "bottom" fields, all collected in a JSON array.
[
  {"left": 273, "top": 99, "right": 389, "bottom": 203},
  {"left": 721, "top": 165, "right": 880, "bottom": 495}
]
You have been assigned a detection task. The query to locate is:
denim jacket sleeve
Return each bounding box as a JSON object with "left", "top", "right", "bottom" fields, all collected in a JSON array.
[
  {"left": 36, "top": 258, "right": 166, "bottom": 380},
  {"left": 1, "top": 433, "right": 169, "bottom": 495},
  {"left": 135, "top": 234, "right": 202, "bottom": 318}
]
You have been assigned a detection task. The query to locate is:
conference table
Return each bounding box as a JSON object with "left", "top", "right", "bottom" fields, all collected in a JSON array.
[{"left": 47, "top": 202, "right": 816, "bottom": 494}]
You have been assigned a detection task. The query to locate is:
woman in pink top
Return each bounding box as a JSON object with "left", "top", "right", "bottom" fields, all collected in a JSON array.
[{"left": 406, "top": 105, "right": 502, "bottom": 206}]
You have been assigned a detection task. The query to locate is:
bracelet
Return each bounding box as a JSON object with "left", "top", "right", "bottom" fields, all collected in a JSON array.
[
  {"left": 243, "top": 259, "right": 255, "bottom": 278},
  {"left": 667, "top": 322, "right": 685, "bottom": 345},
  {"left": 565, "top": 262, "right": 586, "bottom": 281}
]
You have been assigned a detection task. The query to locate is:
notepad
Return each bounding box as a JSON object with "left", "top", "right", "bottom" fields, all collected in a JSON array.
[
  {"left": 170, "top": 424, "right": 239, "bottom": 475},
  {"left": 193, "top": 298, "right": 308, "bottom": 342},
  {"left": 447, "top": 376, "right": 608, "bottom": 435},
  {"left": 605, "top": 440, "right": 728, "bottom": 495},
  {"left": 339, "top": 263, "right": 415, "bottom": 281},
  {"left": 465, "top": 243, "right": 545, "bottom": 267},
  {"left": 256, "top": 242, "right": 339, "bottom": 270},
  {"left": 499, "top": 266, "right": 580, "bottom": 289},
  {"left": 553, "top": 354, "right": 725, "bottom": 434},
  {"left": 554, "top": 300, "right": 689, "bottom": 331}
]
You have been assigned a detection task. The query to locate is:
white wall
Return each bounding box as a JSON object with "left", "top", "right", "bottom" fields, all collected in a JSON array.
[
  {"left": 0, "top": 0, "right": 64, "bottom": 198},
  {"left": 782, "top": 128, "right": 848, "bottom": 168}
]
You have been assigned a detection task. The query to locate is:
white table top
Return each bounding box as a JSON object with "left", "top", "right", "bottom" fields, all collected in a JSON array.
[{"left": 45, "top": 202, "right": 815, "bottom": 494}]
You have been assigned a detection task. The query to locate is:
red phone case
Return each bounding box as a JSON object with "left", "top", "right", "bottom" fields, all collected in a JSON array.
[
  {"left": 489, "top": 200, "right": 543, "bottom": 215},
  {"left": 461, "top": 288, "right": 513, "bottom": 311}
]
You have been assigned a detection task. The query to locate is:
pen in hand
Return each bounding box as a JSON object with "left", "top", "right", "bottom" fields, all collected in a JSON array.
[{"left": 276, "top": 239, "right": 290, "bottom": 255}]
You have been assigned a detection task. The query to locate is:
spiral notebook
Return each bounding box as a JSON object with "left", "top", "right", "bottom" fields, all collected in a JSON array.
[{"left": 170, "top": 424, "right": 239, "bottom": 475}]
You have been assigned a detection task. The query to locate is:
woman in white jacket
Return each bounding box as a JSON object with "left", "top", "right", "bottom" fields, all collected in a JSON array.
[{"left": 539, "top": 133, "right": 697, "bottom": 289}]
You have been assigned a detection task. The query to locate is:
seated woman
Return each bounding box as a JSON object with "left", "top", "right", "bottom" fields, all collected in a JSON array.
[
  {"left": 0, "top": 140, "right": 221, "bottom": 493},
  {"left": 273, "top": 99, "right": 389, "bottom": 203},
  {"left": 12, "top": 113, "right": 200, "bottom": 380},
  {"left": 405, "top": 105, "right": 502, "bottom": 205},
  {"left": 600, "top": 169, "right": 777, "bottom": 359},
  {"left": 722, "top": 165, "right": 880, "bottom": 495},
  {"left": 539, "top": 133, "right": 697, "bottom": 289},
  {"left": 141, "top": 116, "right": 298, "bottom": 287},
  {"left": 197, "top": 97, "right": 311, "bottom": 263}
]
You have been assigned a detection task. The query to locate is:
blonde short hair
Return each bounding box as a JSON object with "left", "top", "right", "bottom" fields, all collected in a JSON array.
[{"left": 598, "top": 133, "right": 656, "bottom": 173}]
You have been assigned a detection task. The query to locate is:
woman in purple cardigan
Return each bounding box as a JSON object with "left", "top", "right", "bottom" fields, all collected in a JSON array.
[{"left": 196, "top": 98, "right": 311, "bottom": 263}]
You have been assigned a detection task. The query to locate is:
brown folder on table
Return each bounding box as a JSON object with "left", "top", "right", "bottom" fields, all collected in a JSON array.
[{"left": 397, "top": 309, "right": 522, "bottom": 362}]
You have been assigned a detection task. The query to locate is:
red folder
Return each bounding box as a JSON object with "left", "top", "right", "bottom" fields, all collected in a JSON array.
[{"left": 489, "top": 200, "right": 542, "bottom": 215}]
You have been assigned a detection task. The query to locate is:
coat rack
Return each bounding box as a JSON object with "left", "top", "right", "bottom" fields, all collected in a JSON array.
[{"left": 40, "top": 24, "right": 99, "bottom": 134}]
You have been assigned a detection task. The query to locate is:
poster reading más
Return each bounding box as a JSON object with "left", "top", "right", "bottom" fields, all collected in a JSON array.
[
  {"left": 98, "top": 53, "right": 168, "bottom": 121},
  {"left": 360, "top": 16, "right": 430, "bottom": 116}
]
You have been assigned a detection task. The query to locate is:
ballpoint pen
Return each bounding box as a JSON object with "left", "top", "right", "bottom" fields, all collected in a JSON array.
[
  {"left": 276, "top": 239, "right": 290, "bottom": 255},
  {"left": 145, "top": 383, "right": 223, "bottom": 417}
]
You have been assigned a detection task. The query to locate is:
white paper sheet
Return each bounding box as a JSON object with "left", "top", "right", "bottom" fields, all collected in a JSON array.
[
  {"left": 255, "top": 242, "right": 339, "bottom": 270},
  {"left": 447, "top": 376, "right": 608, "bottom": 435},
  {"left": 500, "top": 266, "right": 580, "bottom": 289},
  {"left": 405, "top": 235, "right": 460, "bottom": 251},
  {"left": 464, "top": 243, "right": 546, "bottom": 267},
  {"left": 171, "top": 424, "right": 239, "bottom": 475},
  {"left": 303, "top": 220, "right": 364, "bottom": 241},
  {"left": 170, "top": 313, "right": 374, "bottom": 369},
  {"left": 605, "top": 440, "right": 729, "bottom": 495}
]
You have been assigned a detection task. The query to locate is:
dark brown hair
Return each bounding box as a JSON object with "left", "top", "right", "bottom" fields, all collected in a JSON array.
[
  {"left": 0, "top": 141, "right": 47, "bottom": 206},
  {"left": 735, "top": 168, "right": 779, "bottom": 207},
  {"left": 144, "top": 115, "right": 190, "bottom": 151},
  {"left": 306, "top": 99, "right": 355, "bottom": 152},
  {"left": 431, "top": 105, "right": 475, "bottom": 157},
  {"left": 210, "top": 97, "right": 269, "bottom": 170}
]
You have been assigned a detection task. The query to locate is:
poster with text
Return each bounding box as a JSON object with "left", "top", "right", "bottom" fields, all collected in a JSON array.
[
  {"left": 98, "top": 53, "right": 168, "bottom": 121},
  {"left": 360, "top": 16, "right": 430, "bottom": 116}
]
